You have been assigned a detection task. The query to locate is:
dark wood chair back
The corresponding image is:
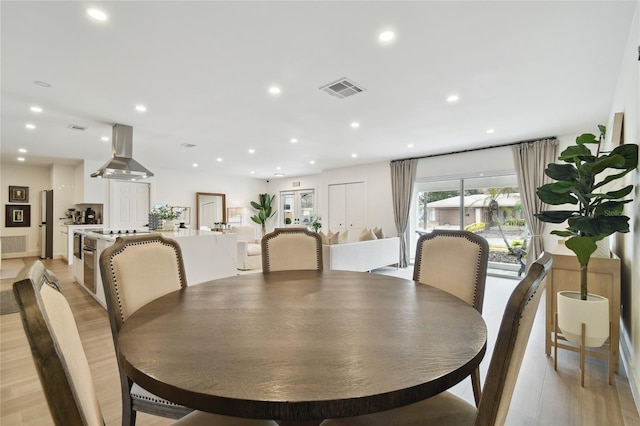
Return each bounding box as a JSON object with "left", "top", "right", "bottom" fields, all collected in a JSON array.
[
  {"left": 13, "top": 260, "right": 104, "bottom": 426},
  {"left": 475, "top": 252, "right": 552, "bottom": 425}
]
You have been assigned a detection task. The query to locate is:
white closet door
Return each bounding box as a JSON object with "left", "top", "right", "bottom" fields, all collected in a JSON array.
[
  {"left": 328, "top": 184, "right": 346, "bottom": 232},
  {"left": 346, "top": 182, "right": 365, "bottom": 239},
  {"left": 113, "top": 181, "right": 150, "bottom": 229}
]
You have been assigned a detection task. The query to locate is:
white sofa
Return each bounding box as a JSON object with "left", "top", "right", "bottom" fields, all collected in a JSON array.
[
  {"left": 322, "top": 237, "right": 400, "bottom": 272},
  {"left": 232, "top": 226, "right": 262, "bottom": 270}
]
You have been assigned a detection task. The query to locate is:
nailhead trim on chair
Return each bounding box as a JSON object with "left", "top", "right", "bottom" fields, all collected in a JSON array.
[
  {"left": 106, "top": 237, "right": 184, "bottom": 323},
  {"left": 413, "top": 231, "right": 488, "bottom": 310},
  {"left": 262, "top": 228, "right": 323, "bottom": 272}
]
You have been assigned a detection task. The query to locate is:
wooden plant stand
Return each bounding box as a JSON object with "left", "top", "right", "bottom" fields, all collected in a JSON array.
[{"left": 545, "top": 252, "right": 620, "bottom": 385}]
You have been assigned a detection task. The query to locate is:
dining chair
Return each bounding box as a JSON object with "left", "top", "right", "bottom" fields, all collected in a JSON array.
[
  {"left": 261, "top": 228, "right": 323, "bottom": 272},
  {"left": 99, "top": 234, "right": 192, "bottom": 425},
  {"left": 320, "top": 252, "right": 552, "bottom": 426},
  {"left": 13, "top": 260, "right": 277, "bottom": 426},
  {"left": 413, "top": 229, "right": 489, "bottom": 406}
]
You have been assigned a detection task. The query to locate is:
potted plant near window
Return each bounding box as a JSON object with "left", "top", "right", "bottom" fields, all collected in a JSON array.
[
  {"left": 535, "top": 125, "right": 637, "bottom": 347},
  {"left": 250, "top": 193, "right": 276, "bottom": 237}
]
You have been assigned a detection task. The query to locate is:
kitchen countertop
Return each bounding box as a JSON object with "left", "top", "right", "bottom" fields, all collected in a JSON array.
[{"left": 83, "top": 228, "right": 225, "bottom": 242}]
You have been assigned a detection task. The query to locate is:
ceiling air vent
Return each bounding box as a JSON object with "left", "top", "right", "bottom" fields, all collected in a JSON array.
[
  {"left": 67, "top": 124, "right": 87, "bottom": 131},
  {"left": 320, "top": 78, "right": 366, "bottom": 99},
  {"left": 180, "top": 143, "right": 197, "bottom": 148}
]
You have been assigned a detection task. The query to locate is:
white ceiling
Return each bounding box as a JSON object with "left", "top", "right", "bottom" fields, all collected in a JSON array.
[{"left": 1, "top": 1, "right": 636, "bottom": 179}]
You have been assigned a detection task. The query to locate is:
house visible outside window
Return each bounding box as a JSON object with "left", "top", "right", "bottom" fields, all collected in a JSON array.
[{"left": 412, "top": 174, "right": 528, "bottom": 278}]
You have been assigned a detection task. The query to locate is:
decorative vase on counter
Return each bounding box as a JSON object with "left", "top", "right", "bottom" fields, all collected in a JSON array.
[
  {"left": 161, "top": 219, "right": 177, "bottom": 231},
  {"left": 148, "top": 213, "right": 161, "bottom": 231}
]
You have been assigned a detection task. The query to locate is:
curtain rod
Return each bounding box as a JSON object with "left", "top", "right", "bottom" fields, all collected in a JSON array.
[{"left": 390, "top": 136, "right": 557, "bottom": 163}]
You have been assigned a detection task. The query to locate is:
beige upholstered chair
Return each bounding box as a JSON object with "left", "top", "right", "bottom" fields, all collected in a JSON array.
[
  {"left": 261, "top": 228, "right": 323, "bottom": 272},
  {"left": 413, "top": 229, "right": 489, "bottom": 406},
  {"left": 14, "top": 260, "right": 276, "bottom": 426},
  {"left": 99, "top": 234, "right": 192, "bottom": 425},
  {"left": 321, "top": 252, "right": 552, "bottom": 426}
]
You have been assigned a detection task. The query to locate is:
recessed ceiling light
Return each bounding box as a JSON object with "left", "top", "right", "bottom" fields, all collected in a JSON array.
[
  {"left": 17, "top": 157, "right": 25, "bottom": 162},
  {"left": 216, "top": 157, "right": 223, "bottom": 162},
  {"left": 87, "top": 8, "right": 108, "bottom": 21},
  {"left": 269, "top": 86, "right": 281, "bottom": 95},
  {"left": 248, "top": 149, "right": 255, "bottom": 154},
  {"left": 18, "top": 148, "right": 27, "bottom": 153},
  {"left": 250, "top": 171, "right": 255, "bottom": 175},
  {"left": 135, "top": 104, "right": 147, "bottom": 112},
  {"left": 379, "top": 31, "right": 395, "bottom": 42},
  {"left": 25, "top": 124, "right": 36, "bottom": 129},
  {"left": 30, "top": 106, "right": 42, "bottom": 113},
  {"left": 101, "top": 136, "right": 109, "bottom": 141},
  {"left": 407, "top": 144, "right": 414, "bottom": 148},
  {"left": 290, "top": 138, "right": 298, "bottom": 143},
  {"left": 351, "top": 153, "right": 358, "bottom": 158},
  {"left": 350, "top": 122, "right": 360, "bottom": 128},
  {"left": 33, "top": 81, "right": 52, "bottom": 88},
  {"left": 276, "top": 166, "right": 282, "bottom": 170},
  {"left": 486, "top": 128, "right": 495, "bottom": 134},
  {"left": 192, "top": 163, "right": 198, "bottom": 167},
  {"left": 274, "top": 172, "right": 285, "bottom": 177},
  {"left": 447, "top": 94, "right": 459, "bottom": 103},
  {"left": 309, "top": 160, "right": 315, "bottom": 165}
]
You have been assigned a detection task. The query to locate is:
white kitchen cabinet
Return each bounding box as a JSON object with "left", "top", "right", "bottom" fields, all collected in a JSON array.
[
  {"left": 73, "top": 256, "right": 84, "bottom": 285},
  {"left": 75, "top": 160, "right": 106, "bottom": 204},
  {"left": 60, "top": 227, "right": 69, "bottom": 263},
  {"left": 328, "top": 182, "right": 365, "bottom": 240}
]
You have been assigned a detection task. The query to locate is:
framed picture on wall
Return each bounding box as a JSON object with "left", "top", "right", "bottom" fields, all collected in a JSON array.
[
  {"left": 8, "top": 186, "right": 29, "bottom": 203},
  {"left": 6, "top": 204, "right": 31, "bottom": 227}
]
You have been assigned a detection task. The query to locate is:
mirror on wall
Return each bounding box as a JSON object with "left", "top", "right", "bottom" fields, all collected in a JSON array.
[{"left": 196, "top": 192, "right": 226, "bottom": 229}]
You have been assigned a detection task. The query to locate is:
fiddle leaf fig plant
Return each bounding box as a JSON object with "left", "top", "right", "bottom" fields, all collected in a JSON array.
[
  {"left": 250, "top": 193, "right": 276, "bottom": 237},
  {"left": 535, "top": 125, "right": 638, "bottom": 300}
]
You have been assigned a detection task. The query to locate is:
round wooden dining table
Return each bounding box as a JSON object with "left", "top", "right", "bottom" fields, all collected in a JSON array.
[{"left": 117, "top": 270, "right": 487, "bottom": 425}]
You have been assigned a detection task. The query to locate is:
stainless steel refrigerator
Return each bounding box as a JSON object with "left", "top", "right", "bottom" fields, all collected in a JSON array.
[{"left": 40, "top": 190, "right": 53, "bottom": 259}]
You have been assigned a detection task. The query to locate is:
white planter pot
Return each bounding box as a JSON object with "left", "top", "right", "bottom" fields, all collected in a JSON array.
[{"left": 557, "top": 291, "right": 609, "bottom": 348}]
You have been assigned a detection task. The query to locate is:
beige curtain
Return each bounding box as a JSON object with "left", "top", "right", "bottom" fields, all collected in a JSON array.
[
  {"left": 390, "top": 159, "right": 417, "bottom": 268},
  {"left": 512, "top": 139, "right": 558, "bottom": 271}
]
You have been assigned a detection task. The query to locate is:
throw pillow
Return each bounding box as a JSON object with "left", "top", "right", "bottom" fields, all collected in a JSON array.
[
  {"left": 319, "top": 231, "right": 329, "bottom": 245},
  {"left": 329, "top": 231, "right": 340, "bottom": 245},
  {"left": 339, "top": 229, "right": 350, "bottom": 243},
  {"left": 359, "top": 228, "right": 377, "bottom": 241},
  {"left": 373, "top": 227, "right": 386, "bottom": 239}
]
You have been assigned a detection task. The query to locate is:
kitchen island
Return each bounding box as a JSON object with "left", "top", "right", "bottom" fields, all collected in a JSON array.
[{"left": 75, "top": 229, "right": 238, "bottom": 309}]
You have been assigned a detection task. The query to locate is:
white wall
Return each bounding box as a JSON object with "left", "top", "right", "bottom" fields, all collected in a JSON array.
[
  {"left": 266, "top": 161, "right": 396, "bottom": 239},
  {"left": 415, "top": 145, "right": 514, "bottom": 180},
  {"left": 51, "top": 164, "right": 77, "bottom": 259},
  {"left": 608, "top": 0, "right": 640, "bottom": 410},
  {"left": 0, "top": 164, "right": 51, "bottom": 257},
  {"left": 133, "top": 166, "right": 268, "bottom": 230}
]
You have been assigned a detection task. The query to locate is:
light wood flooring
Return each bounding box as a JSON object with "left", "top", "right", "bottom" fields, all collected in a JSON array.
[{"left": 1, "top": 258, "right": 639, "bottom": 426}]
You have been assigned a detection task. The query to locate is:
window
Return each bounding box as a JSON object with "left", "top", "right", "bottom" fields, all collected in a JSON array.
[{"left": 412, "top": 174, "right": 527, "bottom": 277}]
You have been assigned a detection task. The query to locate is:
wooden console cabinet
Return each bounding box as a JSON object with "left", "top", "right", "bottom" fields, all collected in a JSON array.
[{"left": 545, "top": 252, "right": 621, "bottom": 378}]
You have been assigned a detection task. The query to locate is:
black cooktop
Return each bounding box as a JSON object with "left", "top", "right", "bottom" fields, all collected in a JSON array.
[{"left": 93, "top": 229, "right": 151, "bottom": 235}]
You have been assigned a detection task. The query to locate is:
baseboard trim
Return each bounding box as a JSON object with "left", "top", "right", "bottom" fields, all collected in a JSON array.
[{"left": 620, "top": 324, "right": 640, "bottom": 417}]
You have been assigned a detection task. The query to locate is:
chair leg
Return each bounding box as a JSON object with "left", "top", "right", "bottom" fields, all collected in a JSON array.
[
  {"left": 471, "top": 368, "right": 481, "bottom": 407},
  {"left": 553, "top": 312, "right": 558, "bottom": 371},
  {"left": 609, "top": 321, "right": 613, "bottom": 386},
  {"left": 121, "top": 377, "right": 136, "bottom": 426},
  {"left": 580, "top": 323, "right": 586, "bottom": 387}
]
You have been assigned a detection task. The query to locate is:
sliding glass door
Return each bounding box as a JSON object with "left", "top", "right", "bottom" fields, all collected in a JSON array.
[{"left": 412, "top": 174, "right": 528, "bottom": 276}]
